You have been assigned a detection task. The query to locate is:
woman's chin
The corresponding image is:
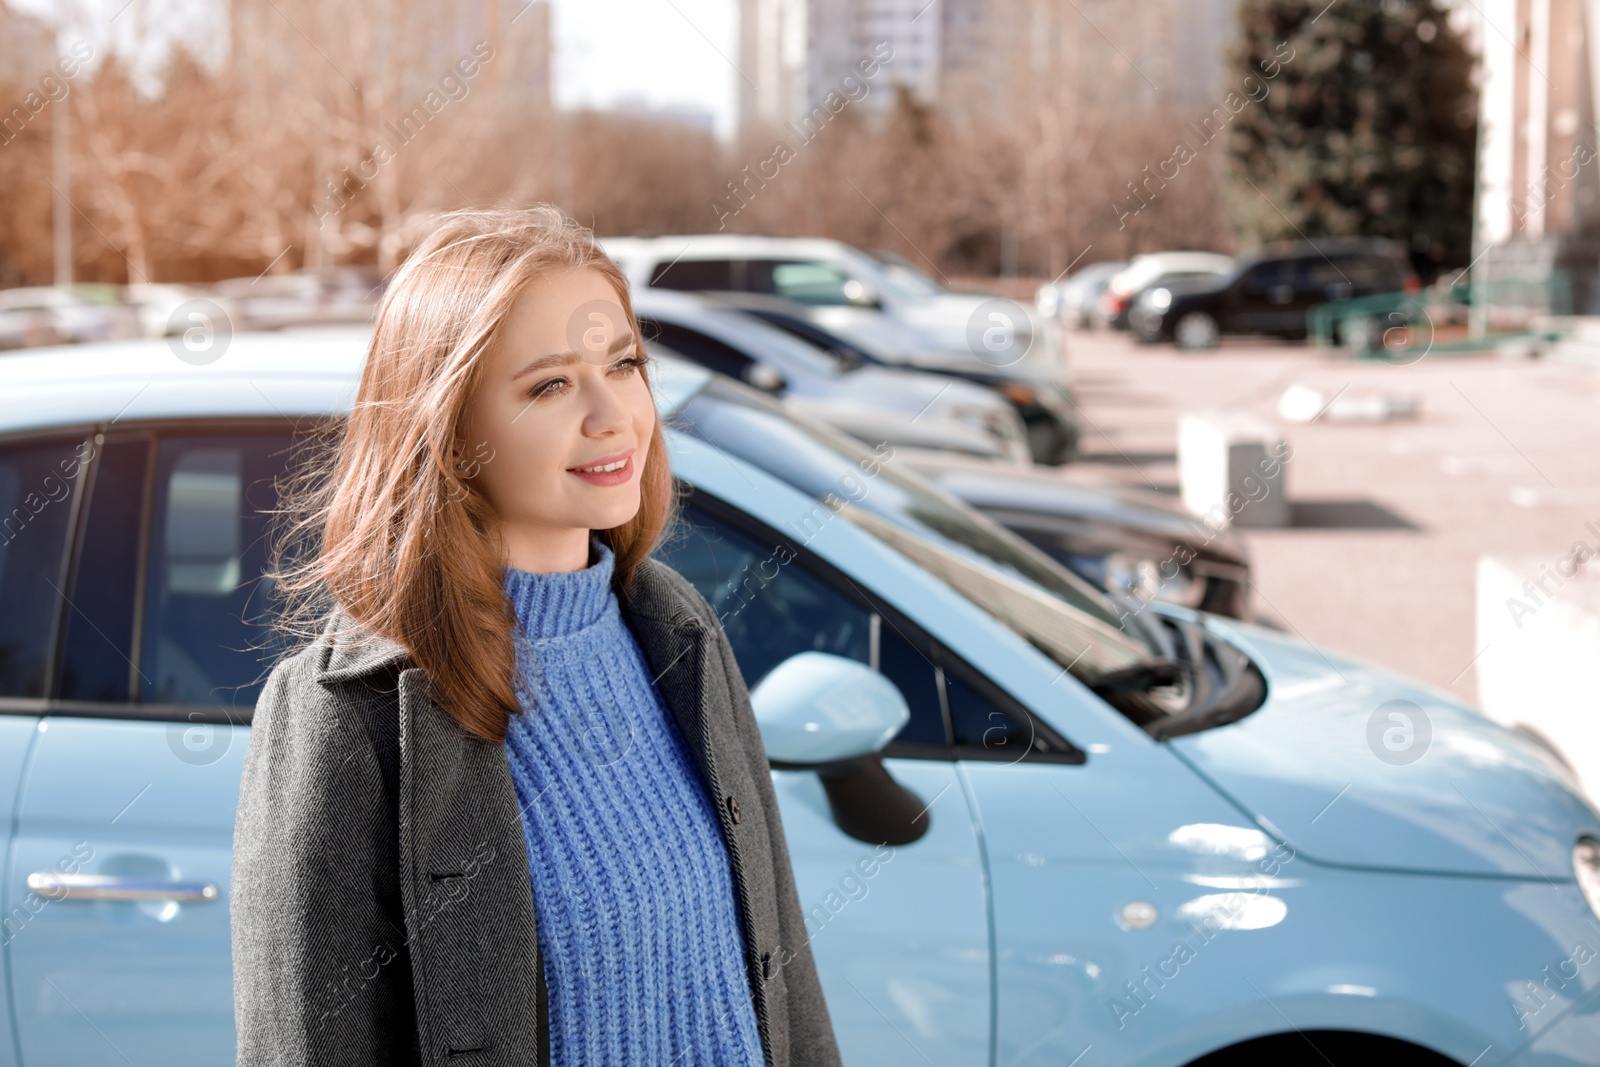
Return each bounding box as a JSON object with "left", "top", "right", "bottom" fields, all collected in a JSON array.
[{"left": 588, "top": 497, "right": 644, "bottom": 532}]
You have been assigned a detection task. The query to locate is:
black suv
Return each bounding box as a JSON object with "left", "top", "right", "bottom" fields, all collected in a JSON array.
[{"left": 1131, "top": 238, "right": 1419, "bottom": 350}]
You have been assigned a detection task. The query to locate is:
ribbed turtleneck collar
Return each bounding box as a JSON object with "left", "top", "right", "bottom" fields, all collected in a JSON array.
[{"left": 502, "top": 536, "right": 616, "bottom": 641}]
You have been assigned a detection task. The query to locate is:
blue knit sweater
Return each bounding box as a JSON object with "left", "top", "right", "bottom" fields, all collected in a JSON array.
[{"left": 500, "top": 537, "right": 766, "bottom": 1067}]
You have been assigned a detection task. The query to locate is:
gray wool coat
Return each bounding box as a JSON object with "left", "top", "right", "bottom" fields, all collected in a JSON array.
[{"left": 230, "top": 555, "right": 842, "bottom": 1067}]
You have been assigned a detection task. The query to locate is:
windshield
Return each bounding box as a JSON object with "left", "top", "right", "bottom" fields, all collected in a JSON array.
[
  {"left": 837, "top": 250, "right": 947, "bottom": 304},
  {"left": 672, "top": 376, "right": 1153, "bottom": 680},
  {"left": 867, "top": 253, "right": 947, "bottom": 299},
  {"left": 733, "top": 309, "right": 870, "bottom": 371},
  {"left": 697, "top": 306, "right": 850, "bottom": 377}
]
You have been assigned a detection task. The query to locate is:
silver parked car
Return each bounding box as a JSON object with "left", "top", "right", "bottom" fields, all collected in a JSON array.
[
  {"left": 1035, "top": 260, "right": 1127, "bottom": 330},
  {"left": 0, "top": 286, "right": 139, "bottom": 346},
  {"left": 603, "top": 233, "right": 1067, "bottom": 383},
  {"left": 633, "top": 288, "right": 1032, "bottom": 464}
]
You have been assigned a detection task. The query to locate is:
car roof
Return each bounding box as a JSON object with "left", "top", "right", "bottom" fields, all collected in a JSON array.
[
  {"left": 629, "top": 288, "right": 845, "bottom": 374},
  {"left": 601, "top": 233, "right": 860, "bottom": 263},
  {"left": 0, "top": 287, "right": 76, "bottom": 308},
  {"left": 1236, "top": 236, "right": 1408, "bottom": 266},
  {"left": 0, "top": 329, "right": 713, "bottom": 438}
]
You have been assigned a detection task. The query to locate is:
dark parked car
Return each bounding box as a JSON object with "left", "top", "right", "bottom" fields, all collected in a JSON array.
[
  {"left": 899, "top": 452, "right": 1254, "bottom": 619},
  {"left": 1132, "top": 238, "right": 1421, "bottom": 350},
  {"left": 705, "top": 292, "right": 1082, "bottom": 465}
]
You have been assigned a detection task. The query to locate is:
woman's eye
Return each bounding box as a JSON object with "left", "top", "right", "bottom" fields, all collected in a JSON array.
[{"left": 528, "top": 356, "right": 643, "bottom": 399}]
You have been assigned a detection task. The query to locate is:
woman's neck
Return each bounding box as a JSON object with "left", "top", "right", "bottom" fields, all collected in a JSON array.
[{"left": 499, "top": 524, "right": 594, "bottom": 574}]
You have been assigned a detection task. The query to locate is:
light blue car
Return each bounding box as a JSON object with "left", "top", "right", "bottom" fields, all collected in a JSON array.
[{"left": 1, "top": 332, "right": 1599, "bottom": 1067}]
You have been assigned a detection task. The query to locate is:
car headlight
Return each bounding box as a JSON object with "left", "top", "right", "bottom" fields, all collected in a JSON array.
[
  {"left": 1105, "top": 551, "right": 1203, "bottom": 607},
  {"left": 1147, "top": 288, "right": 1172, "bottom": 310},
  {"left": 1577, "top": 837, "right": 1600, "bottom": 919},
  {"left": 946, "top": 405, "right": 989, "bottom": 432},
  {"left": 1103, "top": 553, "right": 1162, "bottom": 601},
  {"left": 947, "top": 404, "right": 1018, "bottom": 442},
  {"left": 999, "top": 383, "right": 1038, "bottom": 406}
]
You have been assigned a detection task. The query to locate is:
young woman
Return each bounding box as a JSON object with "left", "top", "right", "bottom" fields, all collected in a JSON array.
[{"left": 231, "top": 206, "right": 841, "bottom": 1067}]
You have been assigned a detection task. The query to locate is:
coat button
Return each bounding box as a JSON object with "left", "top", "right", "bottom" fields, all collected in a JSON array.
[
  {"left": 726, "top": 794, "right": 742, "bottom": 824},
  {"left": 761, "top": 950, "right": 775, "bottom": 980}
]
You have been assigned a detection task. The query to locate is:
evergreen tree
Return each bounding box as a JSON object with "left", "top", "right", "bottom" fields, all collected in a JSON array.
[{"left": 1227, "top": 0, "right": 1477, "bottom": 277}]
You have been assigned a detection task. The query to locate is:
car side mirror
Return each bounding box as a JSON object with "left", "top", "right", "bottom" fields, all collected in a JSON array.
[
  {"left": 750, "top": 652, "right": 929, "bottom": 845},
  {"left": 750, "top": 652, "right": 908, "bottom": 764},
  {"left": 841, "top": 279, "right": 882, "bottom": 309},
  {"left": 742, "top": 362, "right": 784, "bottom": 392}
]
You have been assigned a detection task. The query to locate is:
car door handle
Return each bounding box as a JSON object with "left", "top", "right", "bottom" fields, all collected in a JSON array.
[{"left": 26, "top": 871, "right": 220, "bottom": 902}]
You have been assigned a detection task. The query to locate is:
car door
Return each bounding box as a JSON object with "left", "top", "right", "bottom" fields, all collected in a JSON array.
[
  {"left": 653, "top": 492, "right": 992, "bottom": 1067},
  {"left": 1228, "top": 260, "right": 1295, "bottom": 334},
  {"left": 7, "top": 426, "right": 289, "bottom": 1067},
  {"left": 0, "top": 433, "right": 89, "bottom": 1067}
]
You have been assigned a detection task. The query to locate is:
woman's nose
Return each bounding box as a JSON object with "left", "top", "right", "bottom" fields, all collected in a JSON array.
[{"left": 582, "top": 373, "right": 631, "bottom": 436}]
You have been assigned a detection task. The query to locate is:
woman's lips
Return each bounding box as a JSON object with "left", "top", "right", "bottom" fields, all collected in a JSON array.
[{"left": 566, "top": 448, "right": 635, "bottom": 487}]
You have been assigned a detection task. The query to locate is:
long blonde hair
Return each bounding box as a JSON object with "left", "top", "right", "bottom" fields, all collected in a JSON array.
[{"left": 272, "top": 205, "right": 676, "bottom": 743}]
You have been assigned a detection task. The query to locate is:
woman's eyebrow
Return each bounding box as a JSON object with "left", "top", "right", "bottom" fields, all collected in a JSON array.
[{"left": 511, "top": 332, "right": 636, "bottom": 381}]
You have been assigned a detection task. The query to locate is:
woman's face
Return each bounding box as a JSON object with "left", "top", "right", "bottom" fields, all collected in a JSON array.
[{"left": 460, "top": 267, "right": 655, "bottom": 572}]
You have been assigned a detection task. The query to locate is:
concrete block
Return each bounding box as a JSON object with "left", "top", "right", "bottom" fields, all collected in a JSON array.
[
  {"left": 1178, "top": 412, "right": 1290, "bottom": 529},
  {"left": 1476, "top": 551, "right": 1600, "bottom": 799},
  {"left": 1278, "top": 384, "right": 1418, "bottom": 423}
]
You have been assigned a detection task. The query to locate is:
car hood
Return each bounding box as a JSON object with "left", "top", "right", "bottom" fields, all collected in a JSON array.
[
  {"left": 897, "top": 292, "right": 1039, "bottom": 351},
  {"left": 1167, "top": 614, "right": 1600, "bottom": 879}
]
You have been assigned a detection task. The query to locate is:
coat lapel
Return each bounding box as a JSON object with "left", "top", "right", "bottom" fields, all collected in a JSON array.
[{"left": 617, "top": 558, "right": 717, "bottom": 788}]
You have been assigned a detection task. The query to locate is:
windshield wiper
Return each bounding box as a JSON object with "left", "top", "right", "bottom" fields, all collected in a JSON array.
[
  {"left": 1083, "top": 659, "right": 1189, "bottom": 694},
  {"left": 1086, "top": 615, "right": 1266, "bottom": 739}
]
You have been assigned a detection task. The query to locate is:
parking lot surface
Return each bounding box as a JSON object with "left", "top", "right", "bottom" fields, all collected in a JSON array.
[{"left": 1060, "top": 329, "right": 1600, "bottom": 707}]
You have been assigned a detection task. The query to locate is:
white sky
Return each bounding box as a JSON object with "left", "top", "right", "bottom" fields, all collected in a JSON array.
[
  {"left": 551, "top": 0, "right": 736, "bottom": 136},
  {"left": 16, "top": 0, "right": 741, "bottom": 137}
]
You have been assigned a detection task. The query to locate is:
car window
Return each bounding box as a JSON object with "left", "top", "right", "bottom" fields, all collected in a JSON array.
[
  {"left": 649, "top": 259, "right": 739, "bottom": 291},
  {"left": 732, "top": 309, "right": 866, "bottom": 371},
  {"left": 750, "top": 260, "right": 857, "bottom": 305},
  {"left": 1240, "top": 261, "right": 1289, "bottom": 294},
  {"left": 944, "top": 657, "right": 1077, "bottom": 761},
  {"left": 1298, "top": 257, "right": 1350, "bottom": 290},
  {"left": 1337, "top": 255, "right": 1402, "bottom": 291},
  {"left": 646, "top": 308, "right": 843, "bottom": 378},
  {"left": 659, "top": 502, "right": 872, "bottom": 680},
  {"left": 672, "top": 378, "right": 1151, "bottom": 681},
  {"left": 870, "top": 254, "right": 946, "bottom": 299},
  {"left": 58, "top": 437, "right": 149, "bottom": 703},
  {"left": 639, "top": 319, "right": 755, "bottom": 380},
  {"left": 877, "top": 622, "right": 946, "bottom": 750},
  {"left": 654, "top": 498, "right": 950, "bottom": 752},
  {"left": 136, "top": 434, "right": 290, "bottom": 709},
  {"left": 0, "top": 437, "right": 86, "bottom": 698}
]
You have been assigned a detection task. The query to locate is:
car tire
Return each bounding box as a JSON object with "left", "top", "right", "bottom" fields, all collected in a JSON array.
[{"left": 1174, "top": 311, "right": 1219, "bottom": 351}]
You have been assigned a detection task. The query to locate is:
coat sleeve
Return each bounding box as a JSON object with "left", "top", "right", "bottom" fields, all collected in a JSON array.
[
  {"left": 704, "top": 615, "right": 844, "bottom": 1067},
  {"left": 231, "top": 651, "right": 420, "bottom": 1066}
]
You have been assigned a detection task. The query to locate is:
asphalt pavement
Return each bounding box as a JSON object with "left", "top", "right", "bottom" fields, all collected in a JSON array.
[{"left": 1056, "top": 327, "right": 1600, "bottom": 708}]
